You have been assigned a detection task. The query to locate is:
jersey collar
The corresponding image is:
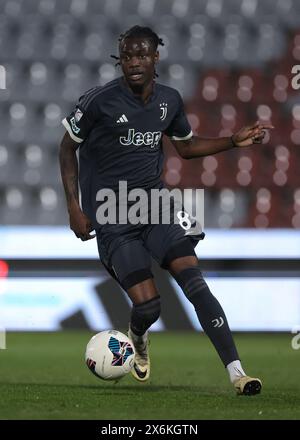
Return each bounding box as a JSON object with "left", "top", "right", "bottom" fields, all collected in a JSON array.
[{"left": 118, "top": 76, "right": 157, "bottom": 105}]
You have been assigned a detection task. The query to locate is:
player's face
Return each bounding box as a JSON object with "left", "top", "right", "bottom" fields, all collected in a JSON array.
[{"left": 119, "top": 38, "right": 159, "bottom": 89}]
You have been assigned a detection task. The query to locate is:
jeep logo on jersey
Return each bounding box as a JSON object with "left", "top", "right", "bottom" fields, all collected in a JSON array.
[{"left": 120, "top": 129, "right": 162, "bottom": 148}]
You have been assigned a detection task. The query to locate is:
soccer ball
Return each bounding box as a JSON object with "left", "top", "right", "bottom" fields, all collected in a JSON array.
[{"left": 85, "top": 330, "right": 135, "bottom": 381}]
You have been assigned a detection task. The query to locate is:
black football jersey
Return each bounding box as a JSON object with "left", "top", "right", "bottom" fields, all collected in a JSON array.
[{"left": 62, "top": 77, "right": 193, "bottom": 225}]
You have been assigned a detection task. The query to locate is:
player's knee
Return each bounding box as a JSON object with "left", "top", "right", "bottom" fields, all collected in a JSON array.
[
  {"left": 168, "top": 255, "right": 198, "bottom": 275},
  {"left": 173, "top": 266, "right": 211, "bottom": 303},
  {"left": 131, "top": 295, "right": 161, "bottom": 328}
]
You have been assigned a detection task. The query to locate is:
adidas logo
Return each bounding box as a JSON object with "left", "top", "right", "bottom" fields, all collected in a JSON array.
[{"left": 117, "top": 114, "right": 128, "bottom": 123}]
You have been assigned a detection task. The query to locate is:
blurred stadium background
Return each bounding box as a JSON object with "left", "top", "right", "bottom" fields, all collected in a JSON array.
[{"left": 0, "top": 0, "right": 300, "bottom": 335}]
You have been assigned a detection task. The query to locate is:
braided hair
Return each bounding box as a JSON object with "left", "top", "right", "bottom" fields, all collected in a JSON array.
[{"left": 111, "top": 25, "right": 164, "bottom": 78}]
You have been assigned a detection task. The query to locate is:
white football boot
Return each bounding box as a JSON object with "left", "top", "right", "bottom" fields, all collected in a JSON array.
[
  {"left": 234, "top": 376, "right": 262, "bottom": 395},
  {"left": 128, "top": 327, "right": 150, "bottom": 382}
]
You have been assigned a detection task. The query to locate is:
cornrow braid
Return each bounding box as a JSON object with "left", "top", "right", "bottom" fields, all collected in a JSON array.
[{"left": 110, "top": 25, "right": 164, "bottom": 77}]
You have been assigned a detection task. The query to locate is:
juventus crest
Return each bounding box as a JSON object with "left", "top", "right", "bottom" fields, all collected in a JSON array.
[{"left": 160, "top": 102, "right": 168, "bottom": 121}]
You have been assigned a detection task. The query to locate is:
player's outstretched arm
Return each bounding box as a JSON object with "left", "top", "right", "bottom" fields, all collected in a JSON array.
[
  {"left": 59, "top": 132, "right": 95, "bottom": 241},
  {"left": 171, "top": 121, "right": 274, "bottom": 159}
]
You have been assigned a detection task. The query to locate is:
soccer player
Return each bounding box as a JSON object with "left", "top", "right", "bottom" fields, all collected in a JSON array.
[{"left": 59, "top": 26, "right": 273, "bottom": 395}]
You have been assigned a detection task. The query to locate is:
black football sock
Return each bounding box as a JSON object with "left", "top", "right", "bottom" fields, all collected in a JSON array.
[
  {"left": 174, "top": 266, "right": 239, "bottom": 367},
  {"left": 130, "top": 295, "right": 161, "bottom": 336}
]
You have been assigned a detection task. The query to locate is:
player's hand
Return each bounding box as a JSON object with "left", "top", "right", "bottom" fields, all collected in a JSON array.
[
  {"left": 232, "top": 121, "right": 274, "bottom": 148},
  {"left": 69, "top": 205, "right": 96, "bottom": 241}
]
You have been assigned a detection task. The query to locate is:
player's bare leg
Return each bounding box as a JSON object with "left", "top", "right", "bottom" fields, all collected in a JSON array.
[
  {"left": 169, "top": 255, "right": 262, "bottom": 395},
  {"left": 126, "top": 278, "right": 159, "bottom": 382}
]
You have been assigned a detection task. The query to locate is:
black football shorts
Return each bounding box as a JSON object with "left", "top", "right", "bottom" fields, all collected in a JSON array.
[{"left": 96, "top": 218, "right": 205, "bottom": 290}]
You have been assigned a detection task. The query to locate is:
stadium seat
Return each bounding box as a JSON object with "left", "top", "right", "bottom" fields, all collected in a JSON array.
[{"left": 0, "top": 0, "right": 299, "bottom": 227}]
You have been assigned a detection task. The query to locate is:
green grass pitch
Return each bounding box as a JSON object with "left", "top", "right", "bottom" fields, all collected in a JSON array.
[{"left": 0, "top": 332, "right": 299, "bottom": 420}]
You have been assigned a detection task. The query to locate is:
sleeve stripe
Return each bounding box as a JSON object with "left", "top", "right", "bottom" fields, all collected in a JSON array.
[
  {"left": 62, "top": 118, "right": 84, "bottom": 143},
  {"left": 171, "top": 130, "right": 193, "bottom": 141},
  {"left": 80, "top": 82, "right": 118, "bottom": 109}
]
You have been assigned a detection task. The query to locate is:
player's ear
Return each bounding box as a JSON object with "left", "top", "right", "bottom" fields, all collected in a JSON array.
[{"left": 154, "top": 50, "right": 159, "bottom": 64}]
